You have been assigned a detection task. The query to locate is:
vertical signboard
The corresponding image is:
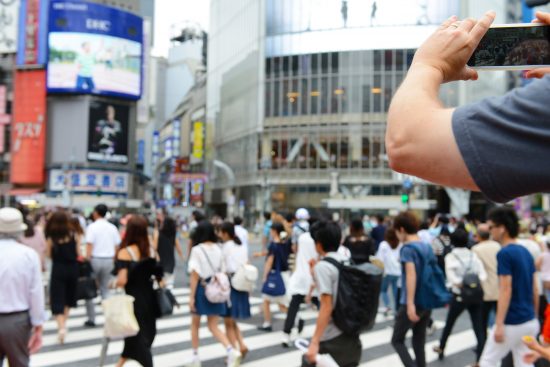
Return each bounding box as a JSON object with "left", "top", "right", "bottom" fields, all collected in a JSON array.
[
  {"left": 191, "top": 121, "right": 204, "bottom": 163},
  {"left": 17, "top": 0, "right": 48, "bottom": 65},
  {"left": 11, "top": 70, "right": 47, "bottom": 184},
  {"left": 0, "top": 0, "right": 19, "bottom": 54},
  {"left": 0, "top": 86, "right": 10, "bottom": 154}
]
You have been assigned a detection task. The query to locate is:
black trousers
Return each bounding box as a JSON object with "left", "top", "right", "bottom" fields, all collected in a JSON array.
[
  {"left": 439, "top": 295, "right": 485, "bottom": 361},
  {"left": 319, "top": 333, "right": 362, "bottom": 367},
  {"left": 391, "top": 305, "right": 431, "bottom": 367},
  {"left": 283, "top": 294, "right": 319, "bottom": 334}
]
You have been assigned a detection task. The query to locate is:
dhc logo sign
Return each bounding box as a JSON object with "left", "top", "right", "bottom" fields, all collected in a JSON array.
[{"left": 86, "top": 19, "right": 111, "bottom": 32}]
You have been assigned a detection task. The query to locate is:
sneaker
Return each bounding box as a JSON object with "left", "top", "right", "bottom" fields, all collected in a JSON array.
[
  {"left": 281, "top": 333, "right": 292, "bottom": 348},
  {"left": 297, "top": 319, "right": 305, "bottom": 334},
  {"left": 83, "top": 320, "right": 96, "bottom": 327},
  {"left": 227, "top": 349, "right": 242, "bottom": 367},
  {"left": 257, "top": 324, "right": 273, "bottom": 332},
  {"left": 184, "top": 356, "right": 201, "bottom": 367}
]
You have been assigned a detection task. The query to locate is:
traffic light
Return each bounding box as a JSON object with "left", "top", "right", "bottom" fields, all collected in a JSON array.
[{"left": 401, "top": 193, "right": 409, "bottom": 204}]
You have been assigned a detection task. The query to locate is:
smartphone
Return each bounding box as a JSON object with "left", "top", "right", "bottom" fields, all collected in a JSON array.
[{"left": 467, "top": 23, "right": 550, "bottom": 70}]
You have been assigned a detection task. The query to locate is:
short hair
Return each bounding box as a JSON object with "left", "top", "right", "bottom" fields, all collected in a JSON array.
[
  {"left": 192, "top": 210, "right": 205, "bottom": 222},
  {"left": 487, "top": 206, "right": 519, "bottom": 238},
  {"left": 233, "top": 216, "right": 243, "bottom": 225},
  {"left": 310, "top": 221, "right": 341, "bottom": 253},
  {"left": 94, "top": 204, "right": 108, "bottom": 218},
  {"left": 350, "top": 218, "right": 364, "bottom": 237},
  {"left": 450, "top": 228, "right": 469, "bottom": 248},
  {"left": 263, "top": 211, "right": 271, "bottom": 221},
  {"left": 191, "top": 220, "right": 218, "bottom": 245},
  {"left": 393, "top": 211, "right": 419, "bottom": 235},
  {"left": 270, "top": 221, "right": 285, "bottom": 235}
]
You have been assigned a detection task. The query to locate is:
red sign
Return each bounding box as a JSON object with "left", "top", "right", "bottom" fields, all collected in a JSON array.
[
  {"left": 11, "top": 70, "right": 47, "bottom": 185},
  {"left": 24, "top": 0, "right": 40, "bottom": 65}
]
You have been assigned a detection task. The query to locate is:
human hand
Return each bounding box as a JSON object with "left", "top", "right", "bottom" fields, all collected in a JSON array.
[
  {"left": 407, "top": 304, "right": 420, "bottom": 323},
  {"left": 494, "top": 324, "right": 505, "bottom": 343},
  {"left": 28, "top": 326, "right": 43, "bottom": 354},
  {"left": 411, "top": 11, "right": 496, "bottom": 82},
  {"left": 523, "top": 12, "right": 550, "bottom": 79},
  {"left": 305, "top": 341, "right": 319, "bottom": 364},
  {"left": 189, "top": 299, "right": 196, "bottom": 313}
]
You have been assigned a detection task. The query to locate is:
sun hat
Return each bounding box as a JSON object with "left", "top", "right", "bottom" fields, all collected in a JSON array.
[{"left": 0, "top": 207, "right": 27, "bottom": 233}]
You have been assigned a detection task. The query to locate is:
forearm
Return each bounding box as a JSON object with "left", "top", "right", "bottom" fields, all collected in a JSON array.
[
  {"left": 190, "top": 271, "right": 199, "bottom": 299},
  {"left": 534, "top": 278, "right": 540, "bottom": 316},
  {"left": 263, "top": 256, "right": 274, "bottom": 280},
  {"left": 406, "top": 264, "right": 417, "bottom": 306},
  {"left": 496, "top": 288, "right": 511, "bottom": 326},
  {"left": 311, "top": 296, "right": 333, "bottom": 344},
  {"left": 86, "top": 243, "right": 92, "bottom": 259}
]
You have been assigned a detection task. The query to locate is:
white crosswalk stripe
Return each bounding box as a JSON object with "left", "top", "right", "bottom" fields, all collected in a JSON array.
[{"left": 31, "top": 287, "right": 480, "bottom": 367}]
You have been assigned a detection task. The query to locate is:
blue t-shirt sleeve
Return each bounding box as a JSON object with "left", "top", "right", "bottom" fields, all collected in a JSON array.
[
  {"left": 400, "top": 246, "right": 417, "bottom": 264},
  {"left": 452, "top": 76, "right": 550, "bottom": 203},
  {"left": 497, "top": 249, "right": 512, "bottom": 276}
]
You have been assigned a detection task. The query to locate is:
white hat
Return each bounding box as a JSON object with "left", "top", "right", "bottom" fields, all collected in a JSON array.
[
  {"left": 295, "top": 208, "right": 310, "bottom": 220},
  {"left": 0, "top": 208, "right": 27, "bottom": 233}
]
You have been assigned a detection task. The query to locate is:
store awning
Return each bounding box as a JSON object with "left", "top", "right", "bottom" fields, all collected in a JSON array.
[{"left": 8, "top": 188, "right": 42, "bottom": 196}]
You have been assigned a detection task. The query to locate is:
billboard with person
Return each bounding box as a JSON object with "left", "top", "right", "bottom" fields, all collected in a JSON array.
[
  {"left": 47, "top": 0, "right": 143, "bottom": 100},
  {"left": 87, "top": 101, "right": 129, "bottom": 164}
]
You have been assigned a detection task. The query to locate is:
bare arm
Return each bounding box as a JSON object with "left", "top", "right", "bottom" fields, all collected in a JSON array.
[
  {"left": 306, "top": 294, "right": 333, "bottom": 362},
  {"left": 386, "top": 12, "right": 495, "bottom": 189},
  {"left": 263, "top": 255, "right": 274, "bottom": 282},
  {"left": 86, "top": 242, "right": 93, "bottom": 260},
  {"left": 534, "top": 275, "right": 540, "bottom": 318},
  {"left": 175, "top": 238, "right": 184, "bottom": 261},
  {"left": 495, "top": 275, "right": 512, "bottom": 326},
  {"left": 189, "top": 270, "right": 199, "bottom": 313},
  {"left": 405, "top": 262, "right": 420, "bottom": 322}
]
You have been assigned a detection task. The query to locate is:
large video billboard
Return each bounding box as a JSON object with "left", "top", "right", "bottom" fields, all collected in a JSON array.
[
  {"left": 87, "top": 100, "right": 129, "bottom": 164},
  {"left": 47, "top": 0, "right": 143, "bottom": 100}
]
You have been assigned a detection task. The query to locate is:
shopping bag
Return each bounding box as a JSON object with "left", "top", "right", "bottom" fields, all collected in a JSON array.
[
  {"left": 295, "top": 339, "right": 339, "bottom": 367},
  {"left": 102, "top": 294, "right": 139, "bottom": 338}
]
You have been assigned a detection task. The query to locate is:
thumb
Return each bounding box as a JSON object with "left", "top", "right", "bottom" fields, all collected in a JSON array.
[{"left": 535, "top": 11, "right": 550, "bottom": 25}]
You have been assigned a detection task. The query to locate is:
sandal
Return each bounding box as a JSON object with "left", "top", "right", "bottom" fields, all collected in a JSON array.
[{"left": 57, "top": 328, "right": 66, "bottom": 345}]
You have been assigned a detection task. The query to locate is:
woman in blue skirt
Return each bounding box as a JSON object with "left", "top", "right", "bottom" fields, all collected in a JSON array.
[
  {"left": 187, "top": 220, "right": 241, "bottom": 367},
  {"left": 219, "top": 221, "right": 251, "bottom": 359}
]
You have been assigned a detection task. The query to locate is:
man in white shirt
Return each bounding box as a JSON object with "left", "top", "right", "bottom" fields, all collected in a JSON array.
[
  {"left": 233, "top": 216, "right": 249, "bottom": 255},
  {"left": 84, "top": 204, "right": 121, "bottom": 327},
  {"left": 0, "top": 207, "right": 45, "bottom": 367}
]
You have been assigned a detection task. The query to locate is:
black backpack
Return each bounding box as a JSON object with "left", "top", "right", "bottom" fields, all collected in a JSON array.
[
  {"left": 322, "top": 257, "right": 383, "bottom": 335},
  {"left": 452, "top": 253, "right": 484, "bottom": 305}
]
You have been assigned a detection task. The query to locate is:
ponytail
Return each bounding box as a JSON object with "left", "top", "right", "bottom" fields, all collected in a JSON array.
[
  {"left": 233, "top": 235, "right": 242, "bottom": 245},
  {"left": 220, "top": 221, "right": 241, "bottom": 245}
]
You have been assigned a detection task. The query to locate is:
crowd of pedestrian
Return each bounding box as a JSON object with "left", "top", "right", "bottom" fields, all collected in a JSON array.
[{"left": 6, "top": 202, "right": 550, "bottom": 367}]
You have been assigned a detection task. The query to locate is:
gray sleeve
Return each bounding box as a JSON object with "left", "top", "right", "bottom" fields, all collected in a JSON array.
[
  {"left": 452, "top": 76, "right": 550, "bottom": 203},
  {"left": 314, "top": 262, "right": 336, "bottom": 296}
]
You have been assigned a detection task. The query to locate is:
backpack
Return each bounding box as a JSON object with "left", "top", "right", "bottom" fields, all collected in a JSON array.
[
  {"left": 452, "top": 252, "right": 484, "bottom": 305},
  {"left": 407, "top": 243, "right": 451, "bottom": 309},
  {"left": 322, "top": 257, "right": 383, "bottom": 335},
  {"left": 199, "top": 246, "right": 231, "bottom": 304}
]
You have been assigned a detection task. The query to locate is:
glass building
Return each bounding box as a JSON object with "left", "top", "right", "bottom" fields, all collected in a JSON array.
[{"left": 207, "top": 0, "right": 510, "bottom": 218}]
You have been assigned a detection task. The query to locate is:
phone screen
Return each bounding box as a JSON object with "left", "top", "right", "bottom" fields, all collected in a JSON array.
[{"left": 468, "top": 25, "right": 550, "bottom": 68}]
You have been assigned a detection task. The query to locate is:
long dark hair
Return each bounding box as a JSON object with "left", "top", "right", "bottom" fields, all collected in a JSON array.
[
  {"left": 119, "top": 215, "right": 150, "bottom": 260},
  {"left": 24, "top": 217, "right": 35, "bottom": 238},
  {"left": 220, "top": 221, "right": 242, "bottom": 245},
  {"left": 45, "top": 210, "right": 71, "bottom": 243},
  {"left": 350, "top": 218, "right": 365, "bottom": 238},
  {"left": 70, "top": 217, "right": 84, "bottom": 236},
  {"left": 160, "top": 216, "right": 177, "bottom": 240},
  {"left": 191, "top": 220, "right": 218, "bottom": 246}
]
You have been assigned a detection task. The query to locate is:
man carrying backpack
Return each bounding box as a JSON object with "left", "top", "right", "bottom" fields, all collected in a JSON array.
[
  {"left": 433, "top": 228, "right": 487, "bottom": 366},
  {"left": 305, "top": 221, "right": 362, "bottom": 367},
  {"left": 479, "top": 207, "right": 539, "bottom": 367},
  {"left": 391, "top": 211, "right": 450, "bottom": 367}
]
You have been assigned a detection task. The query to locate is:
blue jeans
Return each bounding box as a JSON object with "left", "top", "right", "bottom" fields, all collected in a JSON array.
[
  {"left": 76, "top": 75, "right": 95, "bottom": 91},
  {"left": 380, "top": 274, "right": 400, "bottom": 310}
]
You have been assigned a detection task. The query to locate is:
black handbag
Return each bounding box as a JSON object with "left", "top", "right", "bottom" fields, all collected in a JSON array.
[
  {"left": 155, "top": 287, "right": 177, "bottom": 317},
  {"left": 77, "top": 276, "right": 98, "bottom": 300}
]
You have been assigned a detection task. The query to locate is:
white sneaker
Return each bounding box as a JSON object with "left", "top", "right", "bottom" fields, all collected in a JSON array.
[
  {"left": 227, "top": 349, "right": 242, "bottom": 367},
  {"left": 281, "top": 333, "right": 292, "bottom": 348},
  {"left": 184, "top": 356, "right": 201, "bottom": 367}
]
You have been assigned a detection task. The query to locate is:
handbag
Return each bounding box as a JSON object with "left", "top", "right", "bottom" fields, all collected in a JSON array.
[
  {"left": 261, "top": 253, "right": 286, "bottom": 297},
  {"left": 232, "top": 263, "right": 259, "bottom": 293},
  {"left": 77, "top": 276, "right": 98, "bottom": 300},
  {"left": 199, "top": 246, "right": 231, "bottom": 303},
  {"left": 155, "top": 287, "right": 178, "bottom": 318},
  {"left": 102, "top": 293, "right": 140, "bottom": 338}
]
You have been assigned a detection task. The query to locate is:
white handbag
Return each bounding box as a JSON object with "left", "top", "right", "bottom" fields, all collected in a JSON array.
[
  {"left": 231, "top": 263, "right": 259, "bottom": 293},
  {"left": 102, "top": 294, "right": 140, "bottom": 338}
]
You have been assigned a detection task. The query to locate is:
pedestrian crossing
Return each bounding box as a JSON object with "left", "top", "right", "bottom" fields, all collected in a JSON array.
[{"left": 32, "top": 287, "right": 479, "bottom": 367}]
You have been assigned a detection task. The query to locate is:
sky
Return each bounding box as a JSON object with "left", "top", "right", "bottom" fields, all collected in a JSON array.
[{"left": 152, "top": 0, "right": 210, "bottom": 57}]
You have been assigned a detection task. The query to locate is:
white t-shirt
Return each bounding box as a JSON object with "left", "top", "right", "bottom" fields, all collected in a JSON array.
[
  {"left": 188, "top": 243, "right": 224, "bottom": 279},
  {"left": 86, "top": 218, "right": 121, "bottom": 258},
  {"left": 222, "top": 240, "right": 248, "bottom": 274},
  {"left": 234, "top": 225, "right": 249, "bottom": 254},
  {"left": 288, "top": 232, "right": 318, "bottom": 296},
  {"left": 376, "top": 241, "right": 402, "bottom": 277}
]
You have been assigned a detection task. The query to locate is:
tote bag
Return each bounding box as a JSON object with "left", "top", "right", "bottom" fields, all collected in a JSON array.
[
  {"left": 261, "top": 251, "right": 286, "bottom": 297},
  {"left": 102, "top": 294, "right": 140, "bottom": 338}
]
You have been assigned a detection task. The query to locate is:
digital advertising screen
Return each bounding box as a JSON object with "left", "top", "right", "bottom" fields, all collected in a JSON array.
[
  {"left": 87, "top": 100, "right": 129, "bottom": 164},
  {"left": 47, "top": 0, "right": 143, "bottom": 100}
]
